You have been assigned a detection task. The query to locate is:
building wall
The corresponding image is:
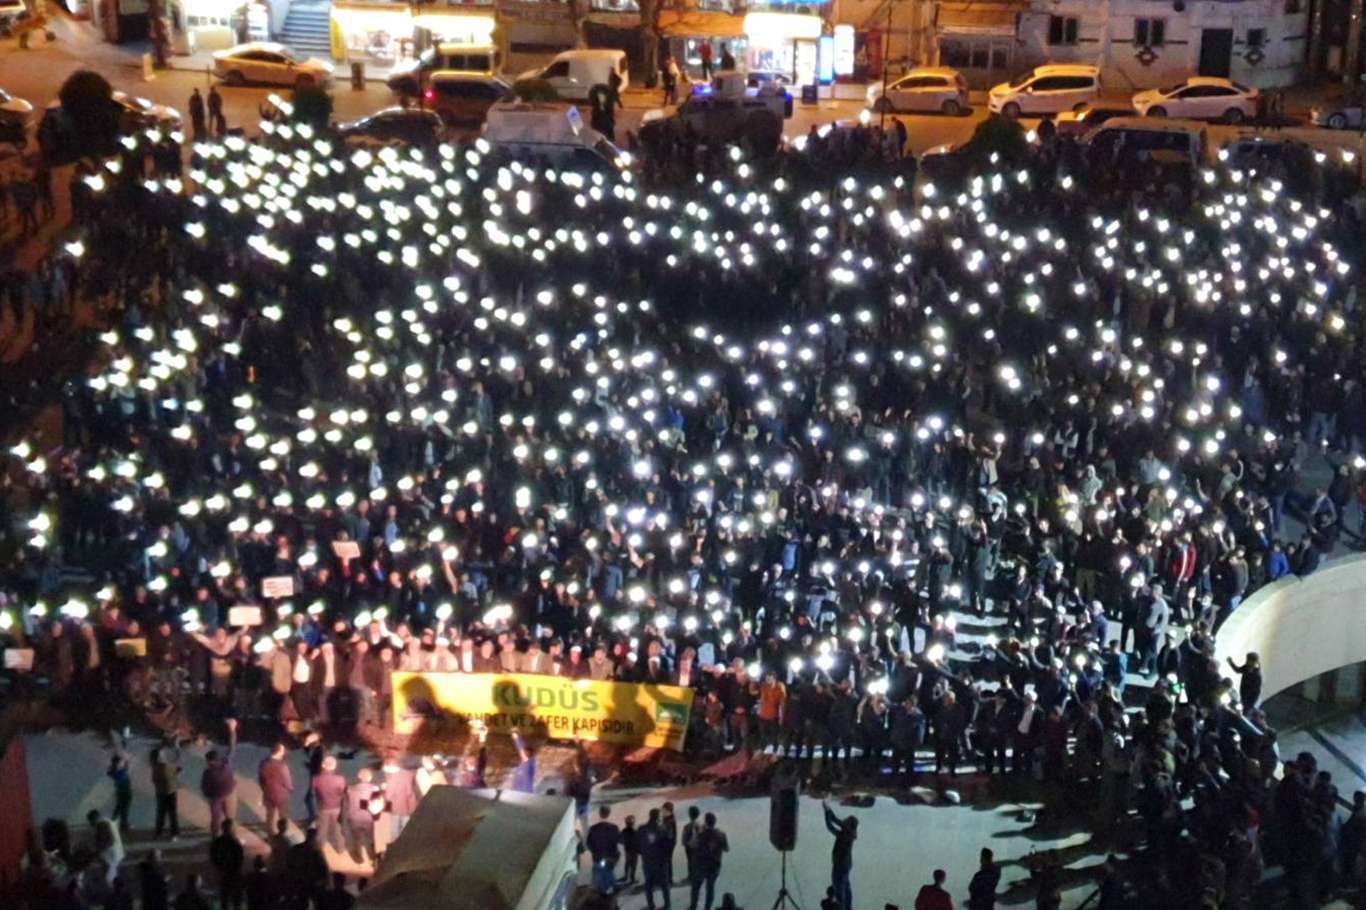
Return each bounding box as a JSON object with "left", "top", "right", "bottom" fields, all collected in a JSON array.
[
  {"left": 1215, "top": 552, "right": 1366, "bottom": 703},
  {"left": 1015, "top": 0, "right": 1306, "bottom": 90}
]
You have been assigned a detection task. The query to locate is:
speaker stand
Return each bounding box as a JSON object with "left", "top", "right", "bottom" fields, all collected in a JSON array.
[{"left": 770, "top": 850, "right": 803, "bottom": 910}]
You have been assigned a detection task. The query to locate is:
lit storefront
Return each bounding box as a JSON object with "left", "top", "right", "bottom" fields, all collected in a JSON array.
[
  {"left": 658, "top": 8, "right": 746, "bottom": 78},
  {"left": 330, "top": 0, "right": 415, "bottom": 63},
  {"left": 167, "top": 0, "right": 266, "bottom": 53},
  {"left": 410, "top": 2, "right": 496, "bottom": 46},
  {"left": 743, "top": 10, "right": 821, "bottom": 83},
  {"left": 329, "top": 0, "right": 496, "bottom": 64}
]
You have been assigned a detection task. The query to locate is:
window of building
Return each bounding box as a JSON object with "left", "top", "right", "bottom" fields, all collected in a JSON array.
[
  {"left": 941, "top": 39, "right": 971, "bottom": 68},
  {"left": 1247, "top": 28, "right": 1266, "bottom": 48},
  {"left": 1284, "top": 0, "right": 1301, "bottom": 13},
  {"left": 1134, "top": 18, "right": 1165, "bottom": 47},
  {"left": 1048, "top": 15, "right": 1079, "bottom": 45}
]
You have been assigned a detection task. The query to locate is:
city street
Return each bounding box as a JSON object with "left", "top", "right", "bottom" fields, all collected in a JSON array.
[
  {"left": 0, "top": 15, "right": 927, "bottom": 148},
  {"left": 10, "top": 10, "right": 1362, "bottom": 164}
]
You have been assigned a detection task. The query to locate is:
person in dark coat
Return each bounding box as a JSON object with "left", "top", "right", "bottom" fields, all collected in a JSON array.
[
  {"left": 173, "top": 873, "right": 210, "bottom": 910},
  {"left": 639, "top": 808, "right": 673, "bottom": 910},
  {"left": 245, "top": 856, "right": 274, "bottom": 910},
  {"left": 284, "top": 828, "right": 329, "bottom": 907},
  {"left": 138, "top": 850, "right": 170, "bottom": 910},
  {"left": 201, "top": 720, "right": 238, "bottom": 837},
  {"left": 1226, "top": 652, "right": 1263, "bottom": 708},
  {"left": 967, "top": 847, "right": 1001, "bottom": 909},
  {"left": 188, "top": 89, "right": 207, "bottom": 140},
  {"left": 207, "top": 86, "right": 226, "bottom": 136},
  {"left": 822, "top": 802, "right": 858, "bottom": 910},
  {"left": 258, "top": 743, "right": 294, "bottom": 834},
  {"left": 586, "top": 805, "right": 622, "bottom": 894},
  {"left": 689, "top": 812, "right": 729, "bottom": 910},
  {"left": 209, "top": 820, "right": 245, "bottom": 910}
]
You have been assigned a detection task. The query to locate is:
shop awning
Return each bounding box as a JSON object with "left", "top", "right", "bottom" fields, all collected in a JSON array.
[
  {"left": 935, "top": 3, "right": 1021, "bottom": 37},
  {"left": 658, "top": 9, "right": 745, "bottom": 40}
]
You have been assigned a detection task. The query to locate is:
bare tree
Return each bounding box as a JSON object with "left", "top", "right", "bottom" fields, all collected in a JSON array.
[
  {"left": 638, "top": 0, "right": 664, "bottom": 85},
  {"left": 1345, "top": 0, "right": 1363, "bottom": 83},
  {"left": 568, "top": 0, "right": 588, "bottom": 48},
  {"left": 1307, "top": 0, "right": 1326, "bottom": 76}
]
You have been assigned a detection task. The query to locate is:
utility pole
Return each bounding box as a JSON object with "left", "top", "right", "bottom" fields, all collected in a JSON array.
[
  {"left": 879, "top": 0, "right": 895, "bottom": 129},
  {"left": 1308, "top": 0, "right": 1326, "bottom": 77},
  {"left": 1346, "top": 0, "right": 1364, "bottom": 85}
]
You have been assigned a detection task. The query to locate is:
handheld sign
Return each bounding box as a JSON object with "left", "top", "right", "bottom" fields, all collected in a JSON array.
[
  {"left": 261, "top": 576, "right": 295, "bottom": 599},
  {"left": 228, "top": 605, "right": 263, "bottom": 627}
]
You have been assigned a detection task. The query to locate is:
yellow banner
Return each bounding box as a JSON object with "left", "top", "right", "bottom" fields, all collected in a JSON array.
[{"left": 391, "top": 672, "right": 695, "bottom": 751}]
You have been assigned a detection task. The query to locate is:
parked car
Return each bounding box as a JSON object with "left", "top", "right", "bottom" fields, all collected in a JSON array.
[
  {"left": 338, "top": 107, "right": 445, "bottom": 148},
  {"left": 1310, "top": 99, "right": 1366, "bottom": 129},
  {"left": 641, "top": 72, "right": 793, "bottom": 157},
  {"left": 1085, "top": 117, "right": 1207, "bottom": 168},
  {"left": 0, "top": 88, "right": 33, "bottom": 147},
  {"left": 111, "top": 91, "right": 182, "bottom": 132},
  {"left": 1053, "top": 103, "right": 1135, "bottom": 137},
  {"left": 1132, "top": 77, "right": 1258, "bottom": 123},
  {"left": 213, "top": 42, "right": 334, "bottom": 88},
  {"left": 746, "top": 70, "right": 792, "bottom": 88},
  {"left": 867, "top": 67, "right": 969, "bottom": 116},
  {"left": 483, "top": 101, "right": 629, "bottom": 172},
  {"left": 516, "top": 49, "right": 628, "bottom": 103},
  {"left": 988, "top": 64, "right": 1100, "bottom": 118},
  {"left": 387, "top": 42, "right": 501, "bottom": 97},
  {"left": 1219, "top": 135, "right": 1313, "bottom": 169},
  {"left": 423, "top": 73, "right": 512, "bottom": 126}
]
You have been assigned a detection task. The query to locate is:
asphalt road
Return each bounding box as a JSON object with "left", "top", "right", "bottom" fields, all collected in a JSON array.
[
  {"left": 0, "top": 15, "right": 1005, "bottom": 159},
  {"left": 3, "top": 15, "right": 1365, "bottom": 168}
]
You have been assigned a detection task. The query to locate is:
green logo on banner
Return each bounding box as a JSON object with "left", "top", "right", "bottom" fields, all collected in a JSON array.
[{"left": 655, "top": 702, "right": 687, "bottom": 725}]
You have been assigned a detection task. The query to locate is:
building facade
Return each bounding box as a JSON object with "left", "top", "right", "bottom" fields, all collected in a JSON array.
[{"left": 1012, "top": 0, "right": 1308, "bottom": 89}]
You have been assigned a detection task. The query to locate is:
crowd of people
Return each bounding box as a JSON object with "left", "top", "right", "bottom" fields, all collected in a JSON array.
[{"left": 1, "top": 86, "right": 1366, "bottom": 910}]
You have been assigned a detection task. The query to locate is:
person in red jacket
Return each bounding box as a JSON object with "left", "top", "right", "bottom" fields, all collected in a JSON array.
[
  {"left": 914, "top": 869, "right": 955, "bottom": 910},
  {"left": 200, "top": 718, "right": 238, "bottom": 837},
  {"left": 312, "top": 755, "right": 348, "bottom": 854},
  {"left": 258, "top": 743, "right": 294, "bottom": 835}
]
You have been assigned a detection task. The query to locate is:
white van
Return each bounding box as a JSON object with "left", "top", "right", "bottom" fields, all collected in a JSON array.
[
  {"left": 387, "top": 43, "right": 502, "bottom": 96},
  {"left": 516, "top": 49, "right": 629, "bottom": 102},
  {"left": 1084, "top": 117, "right": 1206, "bottom": 168},
  {"left": 482, "top": 101, "right": 630, "bottom": 171},
  {"left": 988, "top": 64, "right": 1100, "bottom": 118}
]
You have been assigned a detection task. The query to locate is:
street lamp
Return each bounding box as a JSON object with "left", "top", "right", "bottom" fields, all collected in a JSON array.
[{"left": 878, "top": 0, "right": 899, "bottom": 130}]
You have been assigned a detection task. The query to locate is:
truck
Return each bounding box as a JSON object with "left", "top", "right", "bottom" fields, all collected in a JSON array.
[{"left": 639, "top": 71, "right": 794, "bottom": 156}]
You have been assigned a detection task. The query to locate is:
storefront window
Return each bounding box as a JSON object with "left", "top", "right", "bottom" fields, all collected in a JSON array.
[
  {"left": 333, "top": 3, "right": 417, "bottom": 65},
  {"left": 748, "top": 0, "right": 830, "bottom": 14},
  {"left": 681, "top": 37, "right": 749, "bottom": 72},
  {"left": 941, "top": 39, "right": 969, "bottom": 68}
]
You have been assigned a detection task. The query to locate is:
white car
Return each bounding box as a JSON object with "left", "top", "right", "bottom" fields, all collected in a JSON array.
[
  {"left": 213, "top": 42, "right": 334, "bottom": 88},
  {"left": 111, "top": 91, "right": 182, "bottom": 131},
  {"left": 867, "top": 67, "right": 969, "bottom": 116},
  {"left": 1311, "top": 101, "right": 1366, "bottom": 130},
  {"left": 1133, "top": 77, "right": 1258, "bottom": 124},
  {"left": 0, "top": 87, "right": 33, "bottom": 122},
  {"left": 987, "top": 64, "right": 1100, "bottom": 118}
]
